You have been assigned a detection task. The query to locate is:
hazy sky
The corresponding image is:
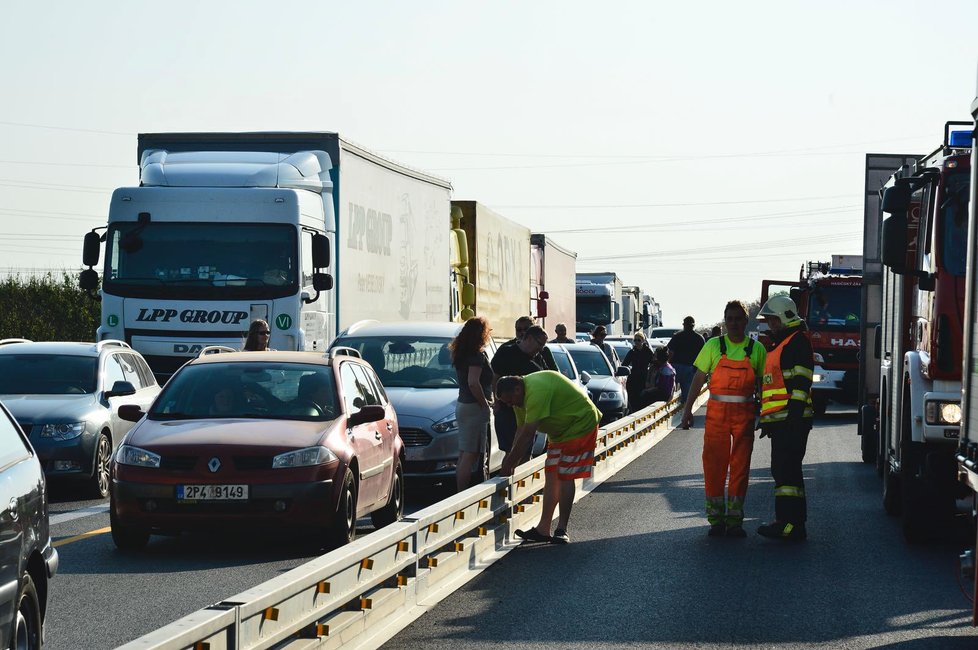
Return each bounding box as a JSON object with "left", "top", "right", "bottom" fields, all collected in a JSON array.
[{"left": 2, "top": 1, "right": 977, "bottom": 327}]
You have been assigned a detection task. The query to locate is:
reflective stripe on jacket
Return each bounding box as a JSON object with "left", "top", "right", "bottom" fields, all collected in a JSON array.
[{"left": 760, "top": 331, "right": 813, "bottom": 422}]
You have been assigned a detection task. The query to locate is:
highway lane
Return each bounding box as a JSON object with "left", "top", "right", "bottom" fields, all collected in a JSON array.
[
  {"left": 383, "top": 407, "right": 978, "bottom": 649},
  {"left": 42, "top": 479, "right": 450, "bottom": 649}
]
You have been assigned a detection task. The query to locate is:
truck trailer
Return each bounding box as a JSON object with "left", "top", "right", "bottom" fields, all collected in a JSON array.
[
  {"left": 530, "top": 233, "right": 577, "bottom": 334},
  {"left": 80, "top": 132, "right": 452, "bottom": 379}
]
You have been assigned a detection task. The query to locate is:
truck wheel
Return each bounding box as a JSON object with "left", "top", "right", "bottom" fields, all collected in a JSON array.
[
  {"left": 882, "top": 465, "right": 902, "bottom": 516},
  {"left": 326, "top": 469, "right": 357, "bottom": 549},
  {"left": 370, "top": 462, "right": 403, "bottom": 529},
  {"left": 859, "top": 405, "right": 876, "bottom": 464}
]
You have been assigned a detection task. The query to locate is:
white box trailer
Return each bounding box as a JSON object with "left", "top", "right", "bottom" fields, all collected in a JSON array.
[
  {"left": 80, "top": 132, "right": 452, "bottom": 378},
  {"left": 530, "top": 233, "right": 577, "bottom": 335}
]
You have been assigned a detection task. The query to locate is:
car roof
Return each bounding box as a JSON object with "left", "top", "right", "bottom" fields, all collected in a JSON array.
[
  {"left": 0, "top": 340, "right": 131, "bottom": 357},
  {"left": 188, "top": 350, "right": 347, "bottom": 367},
  {"left": 338, "top": 320, "right": 463, "bottom": 337}
]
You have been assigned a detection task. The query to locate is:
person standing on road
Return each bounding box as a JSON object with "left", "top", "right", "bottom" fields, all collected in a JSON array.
[
  {"left": 491, "top": 325, "right": 550, "bottom": 455},
  {"left": 680, "top": 301, "right": 766, "bottom": 538},
  {"left": 668, "top": 316, "right": 705, "bottom": 405},
  {"left": 497, "top": 371, "right": 601, "bottom": 545},
  {"left": 590, "top": 325, "right": 617, "bottom": 369},
  {"left": 550, "top": 323, "right": 574, "bottom": 344},
  {"left": 639, "top": 346, "right": 676, "bottom": 408},
  {"left": 243, "top": 319, "right": 272, "bottom": 351},
  {"left": 755, "top": 295, "right": 814, "bottom": 542},
  {"left": 449, "top": 316, "right": 494, "bottom": 493},
  {"left": 622, "top": 331, "right": 654, "bottom": 412}
]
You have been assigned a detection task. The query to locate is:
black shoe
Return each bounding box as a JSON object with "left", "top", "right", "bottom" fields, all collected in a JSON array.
[
  {"left": 515, "top": 528, "right": 552, "bottom": 543},
  {"left": 725, "top": 525, "right": 747, "bottom": 538},
  {"left": 551, "top": 528, "right": 570, "bottom": 545},
  {"left": 757, "top": 521, "right": 806, "bottom": 541},
  {"left": 707, "top": 523, "right": 726, "bottom": 537}
]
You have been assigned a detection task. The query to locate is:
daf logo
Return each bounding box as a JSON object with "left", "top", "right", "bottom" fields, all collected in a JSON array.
[{"left": 208, "top": 457, "right": 221, "bottom": 473}]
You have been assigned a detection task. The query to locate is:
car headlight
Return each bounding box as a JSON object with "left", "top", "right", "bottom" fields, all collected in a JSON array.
[
  {"left": 597, "top": 391, "right": 621, "bottom": 402},
  {"left": 925, "top": 401, "right": 961, "bottom": 425},
  {"left": 39, "top": 422, "right": 86, "bottom": 440},
  {"left": 272, "top": 446, "right": 337, "bottom": 468},
  {"left": 432, "top": 414, "right": 458, "bottom": 433},
  {"left": 116, "top": 445, "right": 161, "bottom": 468}
]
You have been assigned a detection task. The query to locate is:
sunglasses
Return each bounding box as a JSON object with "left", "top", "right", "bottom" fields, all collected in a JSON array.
[{"left": 256, "top": 331, "right": 271, "bottom": 336}]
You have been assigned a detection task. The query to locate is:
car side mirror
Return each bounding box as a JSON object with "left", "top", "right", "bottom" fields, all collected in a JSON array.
[
  {"left": 615, "top": 366, "right": 630, "bottom": 377},
  {"left": 348, "top": 404, "right": 385, "bottom": 427},
  {"left": 105, "top": 380, "right": 137, "bottom": 399},
  {"left": 117, "top": 403, "right": 145, "bottom": 422},
  {"left": 580, "top": 371, "right": 591, "bottom": 385}
]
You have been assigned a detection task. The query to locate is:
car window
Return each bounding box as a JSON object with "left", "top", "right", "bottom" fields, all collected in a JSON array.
[
  {"left": 340, "top": 362, "right": 368, "bottom": 415},
  {"left": 354, "top": 363, "right": 388, "bottom": 405},
  {"left": 131, "top": 354, "right": 157, "bottom": 388},
  {"left": 567, "top": 347, "right": 612, "bottom": 376},
  {"left": 117, "top": 353, "right": 142, "bottom": 388},
  {"left": 549, "top": 347, "right": 576, "bottom": 380},
  {"left": 0, "top": 407, "right": 30, "bottom": 470},
  {"left": 150, "top": 362, "right": 337, "bottom": 420},
  {"left": 104, "top": 355, "right": 127, "bottom": 391},
  {"left": 0, "top": 354, "right": 98, "bottom": 395}
]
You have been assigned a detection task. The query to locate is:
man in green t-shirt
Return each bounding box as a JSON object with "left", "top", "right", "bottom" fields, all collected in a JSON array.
[{"left": 496, "top": 371, "right": 601, "bottom": 545}]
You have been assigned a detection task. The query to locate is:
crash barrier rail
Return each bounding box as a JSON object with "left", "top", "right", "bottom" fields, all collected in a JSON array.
[{"left": 117, "top": 389, "right": 705, "bottom": 650}]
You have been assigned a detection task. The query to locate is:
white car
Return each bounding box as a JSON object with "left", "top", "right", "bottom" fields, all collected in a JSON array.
[{"left": 647, "top": 327, "right": 681, "bottom": 350}]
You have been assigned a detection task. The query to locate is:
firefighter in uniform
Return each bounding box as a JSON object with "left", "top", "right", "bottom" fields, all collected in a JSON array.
[
  {"left": 681, "top": 300, "right": 766, "bottom": 538},
  {"left": 756, "top": 295, "right": 814, "bottom": 541}
]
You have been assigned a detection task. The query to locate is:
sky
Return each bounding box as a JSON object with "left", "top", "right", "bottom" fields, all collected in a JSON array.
[{"left": 2, "top": 1, "right": 977, "bottom": 327}]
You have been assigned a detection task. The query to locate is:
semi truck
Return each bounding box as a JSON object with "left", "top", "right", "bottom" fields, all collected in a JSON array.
[
  {"left": 878, "top": 121, "right": 971, "bottom": 542},
  {"left": 79, "top": 131, "right": 452, "bottom": 379},
  {"left": 621, "top": 285, "right": 652, "bottom": 336},
  {"left": 449, "top": 201, "right": 530, "bottom": 341},
  {"left": 530, "top": 233, "right": 577, "bottom": 333},
  {"left": 575, "top": 272, "right": 623, "bottom": 336},
  {"left": 858, "top": 153, "right": 922, "bottom": 465}
]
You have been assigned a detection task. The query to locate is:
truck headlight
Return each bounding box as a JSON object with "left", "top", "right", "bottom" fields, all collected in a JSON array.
[
  {"left": 432, "top": 414, "right": 458, "bottom": 433},
  {"left": 925, "top": 401, "right": 961, "bottom": 425},
  {"left": 117, "top": 445, "right": 161, "bottom": 468},
  {"left": 272, "top": 446, "right": 337, "bottom": 468},
  {"left": 40, "top": 422, "right": 86, "bottom": 440}
]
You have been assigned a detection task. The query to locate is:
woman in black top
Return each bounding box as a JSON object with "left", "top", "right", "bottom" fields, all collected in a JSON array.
[
  {"left": 448, "top": 317, "right": 493, "bottom": 492},
  {"left": 622, "top": 331, "right": 654, "bottom": 413}
]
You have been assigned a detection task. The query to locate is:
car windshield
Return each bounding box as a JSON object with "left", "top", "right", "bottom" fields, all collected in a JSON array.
[
  {"left": 610, "top": 342, "right": 632, "bottom": 360},
  {"left": 332, "top": 336, "right": 457, "bottom": 388},
  {"left": 567, "top": 347, "right": 612, "bottom": 377},
  {"left": 150, "top": 362, "right": 338, "bottom": 421},
  {"left": 0, "top": 355, "right": 97, "bottom": 394}
]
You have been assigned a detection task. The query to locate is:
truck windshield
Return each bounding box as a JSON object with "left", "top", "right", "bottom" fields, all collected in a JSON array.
[
  {"left": 940, "top": 171, "right": 969, "bottom": 277},
  {"left": 576, "top": 298, "right": 612, "bottom": 328},
  {"left": 103, "top": 222, "right": 299, "bottom": 299},
  {"left": 808, "top": 284, "right": 861, "bottom": 332},
  {"left": 0, "top": 355, "right": 97, "bottom": 395}
]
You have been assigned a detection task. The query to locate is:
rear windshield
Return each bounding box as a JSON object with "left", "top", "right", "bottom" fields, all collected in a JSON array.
[
  {"left": 0, "top": 355, "right": 97, "bottom": 394},
  {"left": 150, "top": 362, "right": 338, "bottom": 421},
  {"left": 651, "top": 328, "right": 680, "bottom": 338},
  {"left": 333, "top": 336, "right": 457, "bottom": 388}
]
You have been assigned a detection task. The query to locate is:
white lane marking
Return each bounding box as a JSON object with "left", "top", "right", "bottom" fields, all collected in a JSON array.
[{"left": 49, "top": 504, "right": 109, "bottom": 526}]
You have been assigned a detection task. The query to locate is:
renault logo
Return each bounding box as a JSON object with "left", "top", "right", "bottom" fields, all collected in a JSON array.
[{"left": 208, "top": 457, "right": 221, "bottom": 473}]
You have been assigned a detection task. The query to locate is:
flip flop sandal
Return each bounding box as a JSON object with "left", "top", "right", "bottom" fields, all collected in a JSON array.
[{"left": 515, "top": 528, "right": 552, "bottom": 543}]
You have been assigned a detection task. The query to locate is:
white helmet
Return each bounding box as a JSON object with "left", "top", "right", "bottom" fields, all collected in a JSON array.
[{"left": 758, "top": 295, "right": 801, "bottom": 323}]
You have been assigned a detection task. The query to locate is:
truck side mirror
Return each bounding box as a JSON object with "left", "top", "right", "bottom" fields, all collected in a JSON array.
[
  {"left": 461, "top": 283, "right": 475, "bottom": 305},
  {"left": 79, "top": 269, "right": 99, "bottom": 292},
  {"left": 537, "top": 298, "right": 548, "bottom": 318},
  {"left": 83, "top": 231, "right": 101, "bottom": 267},
  {"left": 311, "top": 233, "right": 330, "bottom": 269},
  {"left": 303, "top": 273, "right": 333, "bottom": 304},
  {"left": 881, "top": 184, "right": 911, "bottom": 214},
  {"left": 880, "top": 212, "right": 908, "bottom": 273}
]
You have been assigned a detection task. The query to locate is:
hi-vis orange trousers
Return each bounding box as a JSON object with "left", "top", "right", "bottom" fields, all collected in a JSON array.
[{"left": 703, "top": 399, "right": 755, "bottom": 526}]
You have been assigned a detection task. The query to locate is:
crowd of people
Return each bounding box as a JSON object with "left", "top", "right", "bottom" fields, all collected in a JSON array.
[{"left": 235, "top": 299, "right": 814, "bottom": 545}]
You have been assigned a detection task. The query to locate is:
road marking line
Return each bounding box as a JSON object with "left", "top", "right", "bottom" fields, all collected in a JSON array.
[
  {"left": 54, "top": 527, "right": 111, "bottom": 548},
  {"left": 49, "top": 504, "right": 109, "bottom": 526}
]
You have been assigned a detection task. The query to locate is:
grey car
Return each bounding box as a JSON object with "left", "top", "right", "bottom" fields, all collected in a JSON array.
[
  {"left": 546, "top": 343, "right": 592, "bottom": 396},
  {"left": 0, "top": 340, "right": 160, "bottom": 498},
  {"left": 331, "top": 321, "right": 504, "bottom": 485},
  {"left": 563, "top": 342, "right": 630, "bottom": 424}
]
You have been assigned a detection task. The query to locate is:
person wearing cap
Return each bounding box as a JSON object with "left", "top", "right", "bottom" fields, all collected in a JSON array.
[
  {"left": 680, "top": 301, "right": 766, "bottom": 538},
  {"left": 668, "top": 316, "right": 706, "bottom": 407},
  {"left": 756, "top": 295, "right": 814, "bottom": 542}
]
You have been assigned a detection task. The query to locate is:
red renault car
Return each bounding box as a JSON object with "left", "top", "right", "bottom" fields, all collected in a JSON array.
[{"left": 110, "top": 348, "right": 403, "bottom": 550}]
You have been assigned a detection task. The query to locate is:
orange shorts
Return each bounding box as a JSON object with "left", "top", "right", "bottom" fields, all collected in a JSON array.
[{"left": 545, "top": 427, "right": 598, "bottom": 480}]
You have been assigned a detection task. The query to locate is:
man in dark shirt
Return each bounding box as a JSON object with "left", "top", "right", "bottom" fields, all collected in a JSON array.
[
  {"left": 491, "top": 325, "right": 550, "bottom": 455},
  {"left": 550, "top": 323, "right": 574, "bottom": 344},
  {"left": 668, "top": 315, "right": 706, "bottom": 407}
]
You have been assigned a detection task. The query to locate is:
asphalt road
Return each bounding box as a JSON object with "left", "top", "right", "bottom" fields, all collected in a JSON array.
[{"left": 382, "top": 407, "right": 978, "bottom": 649}]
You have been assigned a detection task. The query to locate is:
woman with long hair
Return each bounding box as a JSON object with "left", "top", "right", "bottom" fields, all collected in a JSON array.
[
  {"left": 448, "top": 316, "right": 493, "bottom": 492},
  {"left": 622, "top": 331, "right": 654, "bottom": 413},
  {"left": 243, "top": 319, "right": 272, "bottom": 351}
]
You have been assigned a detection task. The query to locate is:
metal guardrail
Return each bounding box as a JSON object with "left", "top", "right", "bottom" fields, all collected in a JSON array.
[{"left": 117, "top": 391, "right": 701, "bottom": 650}]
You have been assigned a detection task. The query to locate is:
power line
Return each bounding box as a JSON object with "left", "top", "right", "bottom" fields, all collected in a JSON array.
[
  {"left": 494, "top": 195, "right": 855, "bottom": 210},
  {"left": 0, "top": 120, "right": 132, "bottom": 136}
]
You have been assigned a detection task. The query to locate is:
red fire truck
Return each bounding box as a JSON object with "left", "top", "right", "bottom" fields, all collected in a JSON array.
[
  {"left": 760, "top": 255, "right": 863, "bottom": 416},
  {"left": 878, "top": 121, "right": 971, "bottom": 542}
]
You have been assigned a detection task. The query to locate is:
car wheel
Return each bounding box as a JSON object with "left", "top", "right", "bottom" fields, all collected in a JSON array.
[
  {"left": 110, "top": 503, "right": 149, "bottom": 551},
  {"left": 89, "top": 433, "right": 112, "bottom": 499},
  {"left": 370, "top": 461, "right": 404, "bottom": 529},
  {"left": 12, "top": 573, "right": 42, "bottom": 650},
  {"left": 326, "top": 469, "right": 357, "bottom": 549}
]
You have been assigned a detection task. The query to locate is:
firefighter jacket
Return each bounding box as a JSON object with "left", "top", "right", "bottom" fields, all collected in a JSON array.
[{"left": 760, "top": 321, "right": 814, "bottom": 424}]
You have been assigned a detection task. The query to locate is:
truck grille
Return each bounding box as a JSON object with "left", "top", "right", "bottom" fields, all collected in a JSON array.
[{"left": 398, "top": 428, "right": 432, "bottom": 447}]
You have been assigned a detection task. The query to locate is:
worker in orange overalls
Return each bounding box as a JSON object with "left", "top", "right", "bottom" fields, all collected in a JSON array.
[{"left": 681, "top": 300, "right": 766, "bottom": 537}]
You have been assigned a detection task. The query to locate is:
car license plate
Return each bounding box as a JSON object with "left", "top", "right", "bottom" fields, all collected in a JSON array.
[{"left": 177, "top": 484, "right": 248, "bottom": 501}]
